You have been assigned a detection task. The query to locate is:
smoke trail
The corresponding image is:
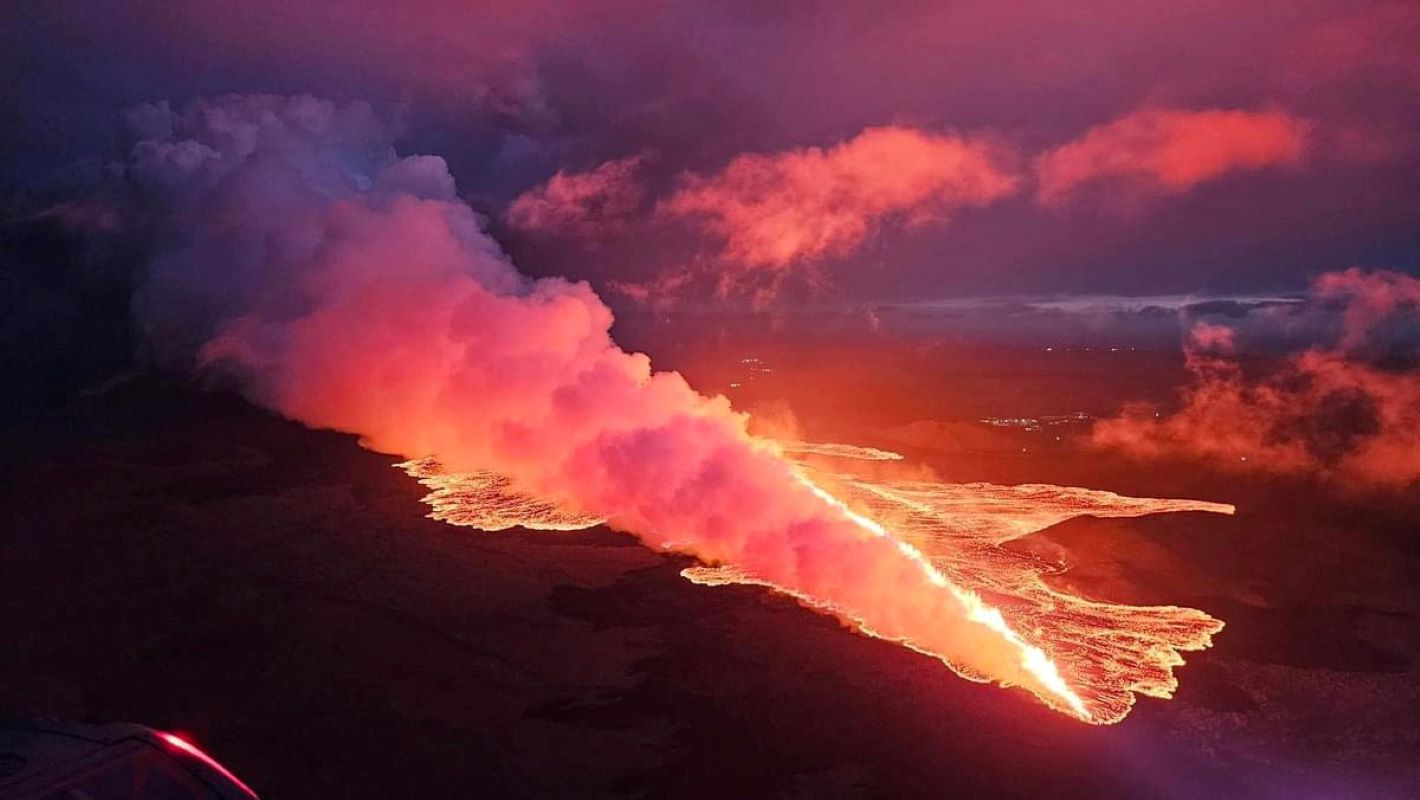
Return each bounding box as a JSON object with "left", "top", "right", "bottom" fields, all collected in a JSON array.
[{"left": 126, "top": 94, "right": 1086, "bottom": 716}]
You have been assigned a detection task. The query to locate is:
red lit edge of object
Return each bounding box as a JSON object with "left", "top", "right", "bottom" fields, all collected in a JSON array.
[{"left": 158, "top": 732, "right": 259, "bottom": 798}]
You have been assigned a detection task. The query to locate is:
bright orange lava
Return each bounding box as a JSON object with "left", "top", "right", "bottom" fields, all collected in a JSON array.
[{"left": 399, "top": 444, "right": 1231, "bottom": 724}]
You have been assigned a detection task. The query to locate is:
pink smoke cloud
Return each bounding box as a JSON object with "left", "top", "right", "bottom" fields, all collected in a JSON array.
[
  {"left": 1093, "top": 269, "right": 1420, "bottom": 491},
  {"left": 129, "top": 95, "right": 1081, "bottom": 713},
  {"left": 505, "top": 155, "right": 648, "bottom": 237},
  {"left": 1036, "top": 108, "right": 1311, "bottom": 206},
  {"left": 658, "top": 126, "right": 1018, "bottom": 295}
]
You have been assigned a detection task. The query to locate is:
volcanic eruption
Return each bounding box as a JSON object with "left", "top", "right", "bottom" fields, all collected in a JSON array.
[{"left": 120, "top": 94, "right": 1228, "bottom": 723}]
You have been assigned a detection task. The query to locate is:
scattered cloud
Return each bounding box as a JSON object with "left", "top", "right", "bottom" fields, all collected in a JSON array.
[
  {"left": 505, "top": 155, "right": 648, "bottom": 237},
  {"left": 659, "top": 126, "right": 1018, "bottom": 296},
  {"left": 1035, "top": 108, "right": 1310, "bottom": 206}
]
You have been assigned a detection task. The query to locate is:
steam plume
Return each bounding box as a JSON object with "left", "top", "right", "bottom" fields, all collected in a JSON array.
[{"left": 127, "top": 95, "right": 1087, "bottom": 716}]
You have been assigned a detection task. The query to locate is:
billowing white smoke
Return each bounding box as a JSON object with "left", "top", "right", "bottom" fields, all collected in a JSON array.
[{"left": 128, "top": 94, "right": 1078, "bottom": 712}]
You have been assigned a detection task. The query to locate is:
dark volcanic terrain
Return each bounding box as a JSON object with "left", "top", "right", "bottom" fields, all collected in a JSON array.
[{"left": 4, "top": 378, "right": 1419, "bottom": 799}]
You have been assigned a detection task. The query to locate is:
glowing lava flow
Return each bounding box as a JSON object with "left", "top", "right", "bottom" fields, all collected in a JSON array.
[
  {"left": 778, "top": 441, "right": 906, "bottom": 461},
  {"left": 790, "top": 469, "right": 1089, "bottom": 719},
  {"left": 400, "top": 445, "right": 1231, "bottom": 724},
  {"left": 400, "top": 458, "right": 604, "bottom": 531}
]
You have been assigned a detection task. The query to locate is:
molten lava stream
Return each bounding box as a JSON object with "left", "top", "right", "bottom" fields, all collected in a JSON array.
[
  {"left": 399, "top": 444, "right": 1231, "bottom": 724},
  {"left": 789, "top": 470, "right": 1090, "bottom": 720}
]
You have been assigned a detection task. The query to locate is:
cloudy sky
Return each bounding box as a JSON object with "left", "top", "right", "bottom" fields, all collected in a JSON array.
[{"left": 5, "top": 0, "right": 1418, "bottom": 305}]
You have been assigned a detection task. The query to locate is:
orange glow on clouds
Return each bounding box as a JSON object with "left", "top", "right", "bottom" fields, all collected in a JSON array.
[
  {"left": 1036, "top": 107, "right": 1310, "bottom": 205},
  {"left": 659, "top": 126, "right": 1017, "bottom": 295},
  {"left": 511, "top": 107, "right": 1324, "bottom": 304}
]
